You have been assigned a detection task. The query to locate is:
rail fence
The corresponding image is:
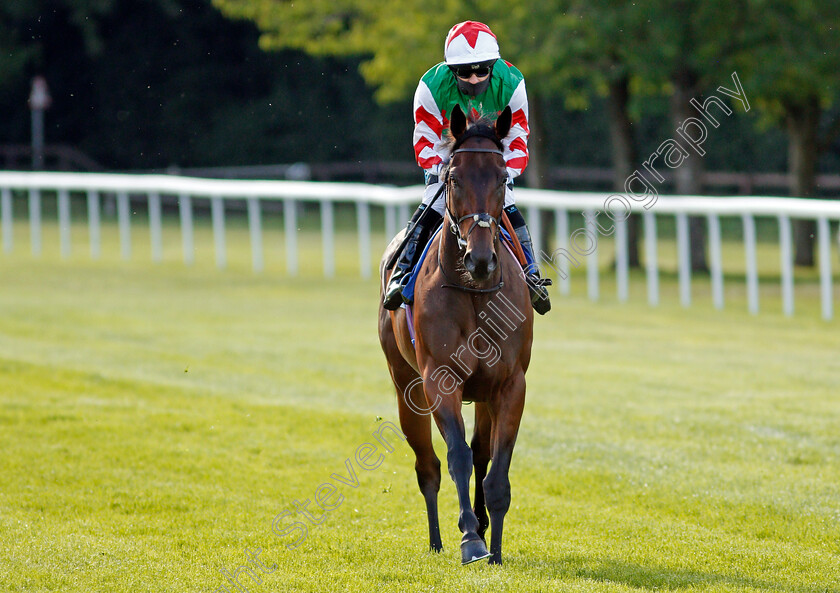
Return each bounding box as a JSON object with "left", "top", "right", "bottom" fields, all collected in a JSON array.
[{"left": 1, "top": 171, "right": 838, "bottom": 320}]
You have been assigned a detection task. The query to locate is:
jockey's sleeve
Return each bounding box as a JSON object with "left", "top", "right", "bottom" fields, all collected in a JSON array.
[
  {"left": 412, "top": 72, "right": 531, "bottom": 180},
  {"left": 503, "top": 78, "right": 529, "bottom": 180},
  {"left": 412, "top": 80, "right": 447, "bottom": 177}
]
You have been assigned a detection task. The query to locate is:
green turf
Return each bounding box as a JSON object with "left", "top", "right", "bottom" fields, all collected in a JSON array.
[{"left": 0, "top": 216, "right": 838, "bottom": 592}]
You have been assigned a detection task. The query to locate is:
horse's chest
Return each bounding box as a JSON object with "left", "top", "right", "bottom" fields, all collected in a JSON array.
[{"left": 419, "top": 328, "right": 520, "bottom": 401}]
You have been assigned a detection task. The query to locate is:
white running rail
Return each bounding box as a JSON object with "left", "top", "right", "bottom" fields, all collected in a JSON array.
[{"left": 1, "top": 171, "right": 838, "bottom": 320}]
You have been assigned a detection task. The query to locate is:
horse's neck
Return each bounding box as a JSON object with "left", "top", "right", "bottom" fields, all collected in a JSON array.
[{"left": 438, "top": 215, "right": 464, "bottom": 271}]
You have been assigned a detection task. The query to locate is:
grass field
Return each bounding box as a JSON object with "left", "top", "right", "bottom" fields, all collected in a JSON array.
[{"left": 1, "top": 214, "right": 839, "bottom": 592}]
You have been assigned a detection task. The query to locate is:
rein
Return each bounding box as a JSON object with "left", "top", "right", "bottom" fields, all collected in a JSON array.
[{"left": 440, "top": 146, "right": 505, "bottom": 294}]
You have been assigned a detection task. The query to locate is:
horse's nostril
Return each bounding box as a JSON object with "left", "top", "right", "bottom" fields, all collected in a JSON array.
[
  {"left": 487, "top": 253, "right": 498, "bottom": 273},
  {"left": 464, "top": 249, "right": 497, "bottom": 281},
  {"left": 463, "top": 252, "right": 476, "bottom": 273}
]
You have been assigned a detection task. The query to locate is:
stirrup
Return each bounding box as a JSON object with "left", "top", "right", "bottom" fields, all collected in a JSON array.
[
  {"left": 383, "top": 273, "right": 409, "bottom": 310},
  {"left": 524, "top": 273, "right": 551, "bottom": 315}
]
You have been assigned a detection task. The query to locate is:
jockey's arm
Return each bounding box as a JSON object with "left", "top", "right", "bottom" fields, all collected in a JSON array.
[
  {"left": 502, "top": 78, "right": 529, "bottom": 181},
  {"left": 412, "top": 79, "right": 449, "bottom": 178}
]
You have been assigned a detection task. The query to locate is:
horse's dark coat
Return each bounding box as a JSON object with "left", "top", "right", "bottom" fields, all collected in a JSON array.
[{"left": 378, "top": 105, "right": 533, "bottom": 565}]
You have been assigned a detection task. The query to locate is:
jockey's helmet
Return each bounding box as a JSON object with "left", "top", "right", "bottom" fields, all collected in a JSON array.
[{"left": 444, "top": 21, "right": 500, "bottom": 96}]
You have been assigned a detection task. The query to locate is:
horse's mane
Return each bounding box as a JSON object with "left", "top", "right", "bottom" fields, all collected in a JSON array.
[{"left": 446, "top": 115, "right": 504, "bottom": 152}]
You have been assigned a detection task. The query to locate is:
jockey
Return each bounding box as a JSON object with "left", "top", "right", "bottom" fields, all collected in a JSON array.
[{"left": 382, "top": 20, "right": 550, "bottom": 314}]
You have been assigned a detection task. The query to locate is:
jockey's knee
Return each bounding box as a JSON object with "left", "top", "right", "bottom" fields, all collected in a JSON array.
[
  {"left": 422, "top": 182, "right": 446, "bottom": 215},
  {"left": 504, "top": 183, "right": 515, "bottom": 208}
]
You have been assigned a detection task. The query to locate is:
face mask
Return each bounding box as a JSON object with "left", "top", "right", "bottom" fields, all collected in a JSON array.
[{"left": 455, "top": 76, "right": 491, "bottom": 97}]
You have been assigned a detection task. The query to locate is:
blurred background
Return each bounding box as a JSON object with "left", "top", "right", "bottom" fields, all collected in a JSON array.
[{"left": 1, "top": 0, "right": 839, "bottom": 265}]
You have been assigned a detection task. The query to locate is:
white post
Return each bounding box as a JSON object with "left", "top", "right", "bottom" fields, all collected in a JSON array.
[
  {"left": 211, "top": 196, "right": 226, "bottom": 269},
  {"left": 553, "top": 208, "right": 570, "bottom": 295},
  {"left": 321, "top": 200, "right": 335, "bottom": 278},
  {"left": 743, "top": 213, "right": 759, "bottom": 315},
  {"left": 615, "top": 215, "right": 628, "bottom": 302},
  {"left": 58, "top": 189, "right": 71, "bottom": 258},
  {"left": 644, "top": 210, "right": 659, "bottom": 307},
  {"left": 1, "top": 187, "right": 11, "bottom": 253},
  {"left": 529, "top": 207, "right": 543, "bottom": 260},
  {"left": 357, "top": 201, "right": 371, "bottom": 279},
  {"left": 818, "top": 217, "right": 833, "bottom": 321},
  {"left": 87, "top": 190, "right": 101, "bottom": 259},
  {"left": 676, "top": 212, "right": 691, "bottom": 307},
  {"left": 117, "top": 191, "right": 131, "bottom": 260},
  {"left": 585, "top": 210, "right": 599, "bottom": 301},
  {"left": 284, "top": 198, "right": 298, "bottom": 276},
  {"left": 29, "top": 188, "right": 42, "bottom": 256},
  {"left": 149, "top": 192, "right": 163, "bottom": 263},
  {"left": 707, "top": 213, "right": 724, "bottom": 310},
  {"left": 179, "top": 194, "right": 194, "bottom": 265},
  {"left": 247, "top": 197, "right": 263, "bottom": 273},
  {"left": 385, "top": 205, "right": 397, "bottom": 244},
  {"left": 778, "top": 214, "right": 794, "bottom": 317}
]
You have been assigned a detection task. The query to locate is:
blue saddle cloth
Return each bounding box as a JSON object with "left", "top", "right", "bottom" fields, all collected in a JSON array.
[
  {"left": 400, "top": 225, "right": 443, "bottom": 303},
  {"left": 400, "top": 225, "right": 526, "bottom": 303}
]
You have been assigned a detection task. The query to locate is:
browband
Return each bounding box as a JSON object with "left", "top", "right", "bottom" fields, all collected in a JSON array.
[{"left": 451, "top": 148, "right": 504, "bottom": 157}]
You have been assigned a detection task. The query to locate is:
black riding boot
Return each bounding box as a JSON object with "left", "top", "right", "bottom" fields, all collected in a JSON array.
[
  {"left": 505, "top": 206, "right": 552, "bottom": 315},
  {"left": 383, "top": 205, "right": 443, "bottom": 310}
]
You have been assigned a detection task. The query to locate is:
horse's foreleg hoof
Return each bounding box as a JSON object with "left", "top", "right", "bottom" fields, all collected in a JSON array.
[
  {"left": 488, "top": 553, "right": 502, "bottom": 565},
  {"left": 460, "top": 537, "right": 490, "bottom": 565},
  {"left": 429, "top": 542, "right": 443, "bottom": 553}
]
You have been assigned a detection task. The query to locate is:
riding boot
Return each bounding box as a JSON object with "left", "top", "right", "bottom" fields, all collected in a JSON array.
[
  {"left": 383, "top": 205, "right": 443, "bottom": 310},
  {"left": 505, "top": 206, "right": 552, "bottom": 315}
]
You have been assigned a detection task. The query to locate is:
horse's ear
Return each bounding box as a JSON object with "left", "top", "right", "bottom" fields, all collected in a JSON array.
[
  {"left": 495, "top": 106, "right": 512, "bottom": 140},
  {"left": 449, "top": 105, "right": 467, "bottom": 138}
]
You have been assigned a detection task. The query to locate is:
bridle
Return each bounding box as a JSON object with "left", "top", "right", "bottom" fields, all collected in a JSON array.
[
  {"left": 439, "top": 146, "right": 506, "bottom": 294},
  {"left": 444, "top": 147, "right": 505, "bottom": 251}
]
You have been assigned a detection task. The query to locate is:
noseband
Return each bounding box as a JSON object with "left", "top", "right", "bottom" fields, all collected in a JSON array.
[{"left": 444, "top": 147, "right": 505, "bottom": 250}]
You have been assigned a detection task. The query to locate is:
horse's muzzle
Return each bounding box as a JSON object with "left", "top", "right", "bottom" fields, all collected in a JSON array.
[{"left": 463, "top": 249, "right": 498, "bottom": 282}]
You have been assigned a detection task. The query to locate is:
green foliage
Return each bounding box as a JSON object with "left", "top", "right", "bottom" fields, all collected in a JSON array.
[
  {"left": 214, "top": 0, "right": 839, "bottom": 131},
  {"left": 0, "top": 0, "right": 834, "bottom": 174},
  {"left": 734, "top": 0, "right": 840, "bottom": 123},
  {"left": 214, "top": 0, "right": 463, "bottom": 103}
]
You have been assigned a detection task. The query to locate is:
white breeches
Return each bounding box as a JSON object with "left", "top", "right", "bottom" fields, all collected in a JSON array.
[{"left": 422, "top": 182, "right": 515, "bottom": 216}]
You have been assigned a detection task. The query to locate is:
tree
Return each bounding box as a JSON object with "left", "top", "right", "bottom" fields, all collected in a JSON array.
[
  {"left": 635, "top": 0, "right": 753, "bottom": 271},
  {"left": 544, "top": 0, "right": 654, "bottom": 267},
  {"left": 217, "top": 1, "right": 648, "bottom": 190},
  {"left": 734, "top": 0, "right": 840, "bottom": 266}
]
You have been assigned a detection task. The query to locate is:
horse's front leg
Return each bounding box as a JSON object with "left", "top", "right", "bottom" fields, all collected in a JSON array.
[
  {"left": 484, "top": 370, "right": 526, "bottom": 565},
  {"left": 425, "top": 376, "right": 490, "bottom": 564},
  {"left": 471, "top": 403, "right": 492, "bottom": 543}
]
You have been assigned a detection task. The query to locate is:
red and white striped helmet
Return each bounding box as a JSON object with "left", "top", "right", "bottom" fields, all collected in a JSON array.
[{"left": 444, "top": 21, "right": 500, "bottom": 65}]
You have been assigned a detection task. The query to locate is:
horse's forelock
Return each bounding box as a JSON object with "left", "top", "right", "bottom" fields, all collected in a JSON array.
[{"left": 447, "top": 116, "right": 504, "bottom": 152}]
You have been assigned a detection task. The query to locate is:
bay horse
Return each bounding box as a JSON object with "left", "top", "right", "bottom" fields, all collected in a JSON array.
[{"left": 378, "top": 105, "right": 533, "bottom": 565}]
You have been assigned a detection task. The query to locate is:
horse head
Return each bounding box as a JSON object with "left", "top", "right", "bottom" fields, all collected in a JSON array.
[{"left": 445, "top": 104, "right": 512, "bottom": 284}]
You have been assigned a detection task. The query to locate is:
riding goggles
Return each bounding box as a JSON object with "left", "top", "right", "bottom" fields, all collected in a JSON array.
[{"left": 449, "top": 62, "right": 494, "bottom": 79}]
